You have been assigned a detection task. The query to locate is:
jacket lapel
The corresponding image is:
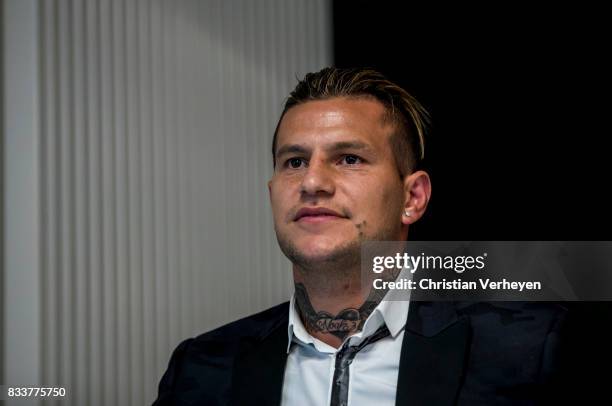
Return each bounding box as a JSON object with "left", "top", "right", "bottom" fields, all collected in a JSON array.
[
  {"left": 230, "top": 301, "right": 471, "bottom": 406},
  {"left": 395, "top": 301, "right": 471, "bottom": 406},
  {"left": 230, "top": 321, "right": 288, "bottom": 406}
]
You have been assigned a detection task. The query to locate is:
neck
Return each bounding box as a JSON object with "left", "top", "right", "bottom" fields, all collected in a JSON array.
[{"left": 293, "top": 265, "right": 390, "bottom": 348}]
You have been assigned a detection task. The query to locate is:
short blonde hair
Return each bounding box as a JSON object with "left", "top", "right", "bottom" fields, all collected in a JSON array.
[{"left": 272, "top": 67, "right": 430, "bottom": 176}]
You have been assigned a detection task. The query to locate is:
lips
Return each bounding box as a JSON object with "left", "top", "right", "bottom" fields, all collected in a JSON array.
[{"left": 294, "top": 207, "right": 345, "bottom": 222}]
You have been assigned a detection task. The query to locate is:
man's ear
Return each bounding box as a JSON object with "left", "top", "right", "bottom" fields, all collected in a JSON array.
[
  {"left": 268, "top": 179, "right": 273, "bottom": 198},
  {"left": 401, "top": 170, "right": 431, "bottom": 225}
]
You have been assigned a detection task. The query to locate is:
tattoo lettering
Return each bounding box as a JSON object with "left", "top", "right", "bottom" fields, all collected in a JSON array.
[{"left": 294, "top": 282, "right": 389, "bottom": 340}]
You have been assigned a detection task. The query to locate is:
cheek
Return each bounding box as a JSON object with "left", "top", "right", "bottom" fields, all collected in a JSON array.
[
  {"left": 270, "top": 181, "right": 299, "bottom": 223},
  {"left": 269, "top": 185, "right": 284, "bottom": 218},
  {"left": 382, "top": 186, "right": 405, "bottom": 209},
  {"left": 359, "top": 184, "right": 404, "bottom": 223}
]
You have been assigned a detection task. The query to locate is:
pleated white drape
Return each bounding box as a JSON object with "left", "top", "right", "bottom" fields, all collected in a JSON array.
[{"left": 2, "top": 0, "right": 332, "bottom": 404}]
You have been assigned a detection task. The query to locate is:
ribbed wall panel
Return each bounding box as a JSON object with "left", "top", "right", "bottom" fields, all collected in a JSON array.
[{"left": 31, "top": 1, "right": 332, "bottom": 405}]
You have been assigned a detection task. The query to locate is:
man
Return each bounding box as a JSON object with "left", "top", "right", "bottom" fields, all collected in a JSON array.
[{"left": 153, "top": 68, "right": 566, "bottom": 405}]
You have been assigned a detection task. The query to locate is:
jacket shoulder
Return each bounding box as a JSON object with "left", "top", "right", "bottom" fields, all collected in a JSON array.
[
  {"left": 195, "top": 301, "right": 290, "bottom": 344},
  {"left": 456, "top": 302, "right": 568, "bottom": 403},
  {"left": 456, "top": 301, "right": 567, "bottom": 340},
  {"left": 153, "top": 301, "right": 289, "bottom": 406}
]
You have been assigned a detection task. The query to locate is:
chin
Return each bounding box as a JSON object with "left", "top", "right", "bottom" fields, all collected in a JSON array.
[
  {"left": 287, "top": 235, "right": 361, "bottom": 267},
  {"left": 301, "top": 234, "right": 346, "bottom": 252},
  {"left": 300, "top": 245, "right": 342, "bottom": 263}
]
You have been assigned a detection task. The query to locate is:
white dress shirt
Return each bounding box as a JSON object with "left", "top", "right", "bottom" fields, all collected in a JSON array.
[{"left": 281, "top": 282, "right": 410, "bottom": 406}]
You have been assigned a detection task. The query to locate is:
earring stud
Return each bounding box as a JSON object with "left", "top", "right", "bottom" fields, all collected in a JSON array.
[{"left": 404, "top": 209, "right": 412, "bottom": 217}]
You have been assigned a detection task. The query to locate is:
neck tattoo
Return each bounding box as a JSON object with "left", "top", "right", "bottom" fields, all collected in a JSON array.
[{"left": 294, "top": 282, "right": 388, "bottom": 341}]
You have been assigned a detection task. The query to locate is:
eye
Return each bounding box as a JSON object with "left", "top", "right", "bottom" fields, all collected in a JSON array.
[
  {"left": 285, "top": 157, "right": 306, "bottom": 169},
  {"left": 339, "top": 155, "right": 363, "bottom": 165}
]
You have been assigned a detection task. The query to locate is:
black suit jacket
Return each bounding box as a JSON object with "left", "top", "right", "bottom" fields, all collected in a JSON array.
[{"left": 153, "top": 301, "right": 567, "bottom": 406}]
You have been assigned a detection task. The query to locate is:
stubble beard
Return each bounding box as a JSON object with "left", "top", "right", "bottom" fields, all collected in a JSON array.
[
  {"left": 275, "top": 222, "right": 400, "bottom": 284},
  {"left": 277, "top": 231, "right": 361, "bottom": 274}
]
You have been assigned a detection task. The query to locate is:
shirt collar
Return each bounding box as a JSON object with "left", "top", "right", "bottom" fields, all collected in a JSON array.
[{"left": 287, "top": 268, "right": 411, "bottom": 353}]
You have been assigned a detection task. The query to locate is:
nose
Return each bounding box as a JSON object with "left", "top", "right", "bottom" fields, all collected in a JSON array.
[{"left": 300, "top": 159, "right": 335, "bottom": 197}]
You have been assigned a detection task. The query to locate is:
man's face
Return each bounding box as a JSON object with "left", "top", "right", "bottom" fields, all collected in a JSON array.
[{"left": 268, "top": 97, "right": 408, "bottom": 268}]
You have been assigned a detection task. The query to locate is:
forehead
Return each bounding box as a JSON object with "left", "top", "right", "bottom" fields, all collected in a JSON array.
[{"left": 276, "top": 97, "right": 393, "bottom": 148}]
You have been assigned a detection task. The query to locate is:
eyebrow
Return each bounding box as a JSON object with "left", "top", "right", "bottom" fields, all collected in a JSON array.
[
  {"left": 275, "top": 141, "right": 371, "bottom": 158},
  {"left": 275, "top": 144, "right": 309, "bottom": 158}
]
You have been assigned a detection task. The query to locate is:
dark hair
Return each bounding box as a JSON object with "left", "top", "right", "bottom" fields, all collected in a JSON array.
[{"left": 272, "top": 67, "right": 430, "bottom": 176}]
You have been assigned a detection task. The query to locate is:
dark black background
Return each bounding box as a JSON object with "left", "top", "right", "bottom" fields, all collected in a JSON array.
[
  {"left": 333, "top": 1, "right": 610, "bottom": 242},
  {"left": 333, "top": 1, "right": 610, "bottom": 402}
]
